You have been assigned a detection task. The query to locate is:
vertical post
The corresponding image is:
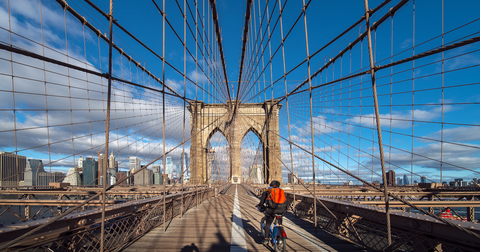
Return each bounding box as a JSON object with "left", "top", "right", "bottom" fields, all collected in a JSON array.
[
  {"left": 278, "top": 0, "right": 295, "bottom": 209},
  {"left": 181, "top": 0, "right": 187, "bottom": 218},
  {"left": 467, "top": 197, "right": 475, "bottom": 222},
  {"left": 363, "top": 0, "right": 391, "bottom": 245},
  {"left": 429, "top": 196, "right": 434, "bottom": 215},
  {"left": 162, "top": 0, "right": 167, "bottom": 233},
  {"left": 100, "top": 1, "right": 114, "bottom": 250},
  {"left": 301, "top": 0, "right": 316, "bottom": 233},
  {"left": 25, "top": 194, "right": 31, "bottom": 220}
]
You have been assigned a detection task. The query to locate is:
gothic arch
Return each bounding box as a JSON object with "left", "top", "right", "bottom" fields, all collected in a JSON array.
[
  {"left": 240, "top": 126, "right": 262, "bottom": 144},
  {"left": 205, "top": 126, "right": 227, "bottom": 148},
  {"left": 188, "top": 101, "right": 282, "bottom": 184}
]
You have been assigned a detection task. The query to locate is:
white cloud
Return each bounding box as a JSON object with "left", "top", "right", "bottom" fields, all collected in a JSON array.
[
  {"left": 363, "top": 142, "right": 480, "bottom": 172},
  {"left": 348, "top": 105, "right": 453, "bottom": 129},
  {"left": 0, "top": 3, "right": 192, "bottom": 172},
  {"left": 426, "top": 126, "right": 480, "bottom": 142}
]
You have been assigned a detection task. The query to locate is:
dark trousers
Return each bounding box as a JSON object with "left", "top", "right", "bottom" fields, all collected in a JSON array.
[{"left": 264, "top": 214, "right": 283, "bottom": 239}]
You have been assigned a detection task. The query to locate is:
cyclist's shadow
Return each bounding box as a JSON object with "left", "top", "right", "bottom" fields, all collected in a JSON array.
[{"left": 242, "top": 219, "right": 275, "bottom": 251}]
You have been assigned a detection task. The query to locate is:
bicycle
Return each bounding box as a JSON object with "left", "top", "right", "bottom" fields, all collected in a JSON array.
[{"left": 260, "top": 212, "right": 287, "bottom": 252}]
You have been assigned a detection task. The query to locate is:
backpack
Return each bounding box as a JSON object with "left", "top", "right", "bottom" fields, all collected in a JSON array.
[{"left": 266, "top": 188, "right": 286, "bottom": 208}]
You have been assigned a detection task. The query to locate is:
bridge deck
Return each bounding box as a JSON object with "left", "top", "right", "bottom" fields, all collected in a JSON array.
[{"left": 124, "top": 185, "right": 366, "bottom": 252}]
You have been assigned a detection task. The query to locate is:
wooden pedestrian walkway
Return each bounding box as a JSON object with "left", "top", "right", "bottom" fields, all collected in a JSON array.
[{"left": 123, "top": 184, "right": 366, "bottom": 252}]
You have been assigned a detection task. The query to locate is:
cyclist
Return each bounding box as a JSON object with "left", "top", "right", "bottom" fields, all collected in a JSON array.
[{"left": 256, "top": 180, "right": 287, "bottom": 245}]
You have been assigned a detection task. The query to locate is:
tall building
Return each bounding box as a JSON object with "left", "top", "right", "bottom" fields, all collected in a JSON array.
[
  {"left": 106, "top": 152, "right": 117, "bottom": 186},
  {"left": 98, "top": 153, "right": 106, "bottom": 185},
  {"left": 78, "top": 157, "right": 84, "bottom": 168},
  {"left": 134, "top": 168, "right": 153, "bottom": 186},
  {"left": 116, "top": 171, "right": 127, "bottom": 186},
  {"left": 386, "top": 170, "right": 395, "bottom": 186},
  {"left": 126, "top": 170, "right": 133, "bottom": 185},
  {"left": 108, "top": 152, "right": 117, "bottom": 170},
  {"left": 175, "top": 163, "right": 182, "bottom": 179},
  {"left": 37, "top": 171, "right": 65, "bottom": 186},
  {"left": 0, "top": 152, "right": 27, "bottom": 187},
  {"left": 152, "top": 165, "right": 160, "bottom": 174},
  {"left": 24, "top": 159, "right": 43, "bottom": 186},
  {"left": 165, "top": 156, "right": 173, "bottom": 179},
  {"left": 403, "top": 174, "right": 410, "bottom": 186},
  {"left": 63, "top": 167, "right": 81, "bottom": 186},
  {"left": 107, "top": 168, "right": 117, "bottom": 185},
  {"left": 83, "top": 157, "right": 98, "bottom": 186},
  {"left": 420, "top": 176, "right": 427, "bottom": 183},
  {"left": 181, "top": 152, "right": 190, "bottom": 179},
  {"left": 153, "top": 172, "right": 162, "bottom": 185},
  {"left": 129, "top": 157, "right": 141, "bottom": 171},
  {"left": 288, "top": 172, "right": 298, "bottom": 184}
]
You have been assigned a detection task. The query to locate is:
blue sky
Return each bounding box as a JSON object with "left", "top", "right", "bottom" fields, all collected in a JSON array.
[{"left": 0, "top": 0, "right": 479, "bottom": 185}]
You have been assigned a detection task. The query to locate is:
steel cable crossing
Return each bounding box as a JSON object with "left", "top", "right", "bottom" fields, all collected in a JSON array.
[{"left": 1, "top": 0, "right": 480, "bottom": 251}]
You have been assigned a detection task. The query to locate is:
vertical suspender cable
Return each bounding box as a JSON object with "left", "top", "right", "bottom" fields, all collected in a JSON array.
[
  {"left": 278, "top": 0, "right": 295, "bottom": 206},
  {"left": 301, "top": 0, "right": 316, "bottom": 233},
  {"left": 162, "top": 0, "right": 167, "bottom": 234},
  {"left": 101, "top": 0, "right": 114, "bottom": 250},
  {"left": 181, "top": 0, "right": 186, "bottom": 218}
]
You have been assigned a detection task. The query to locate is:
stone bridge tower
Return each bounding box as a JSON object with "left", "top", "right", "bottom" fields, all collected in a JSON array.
[{"left": 188, "top": 100, "right": 282, "bottom": 184}]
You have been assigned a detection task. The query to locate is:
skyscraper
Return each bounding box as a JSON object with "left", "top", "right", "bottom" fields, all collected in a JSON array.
[
  {"left": 165, "top": 156, "right": 173, "bottom": 179},
  {"left": 108, "top": 152, "right": 116, "bottom": 169},
  {"left": 78, "top": 157, "right": 84, "bottom": 168},
  {"left": 24, "top": 159, "right": 43, "bottom": 186},
  {"left": 0, "top": 152, "right": 26, "bottom": 187},
  {"left": 37, "top": 171, "right": 65, "bottom": 186},
  {"left": 107, "top": 152, "right": 117, "bottom": 185},
  {"left": 288, "top": 172, "right": 298, "bottom": 184},
  {"left": 63, "top": 167, "right": 81, "bottom": 186},
  {"left": 181, "top": 152, "right": 190, "bottom": 178},
  {"left": 83, "top": 157, "right": 98, "bottom": 186},
  {"left": 386, "top": 170, "right": 395, "bottom": 186},
  {"left": 98, "top": 153, "right": 105, "bottom": 185},
  {"left": 403, "top": 174, "right": 410, "bottom": 186},
  {"left": 420, "top": 176, "right": 427, "bottom": 183},
  {"left": 129, "top": 157, "right": 141, "bottom": 172},
  {"left": 134, "top": 168, "right": 153, "bottom": 185}
]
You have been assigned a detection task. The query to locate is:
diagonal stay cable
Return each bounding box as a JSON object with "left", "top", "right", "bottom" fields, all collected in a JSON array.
[
  {"left": 209, "top": 0, "right": 232, "bottom": 104},
  {"left": 270, "top": 130, "right": 480, "bottom": 241},
  {"left": 83, "top": 0, "right": 224, "bottom": 103},
  {"left": 58, "top": 0, "right": 188, "bottom": 101},
  {"left": 236, "top": 110, "right": 338, "bottom": 220}
]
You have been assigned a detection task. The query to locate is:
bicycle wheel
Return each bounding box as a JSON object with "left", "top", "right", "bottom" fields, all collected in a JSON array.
[{"left": 274, "top": 237, "right": 286, "bottom": 252}]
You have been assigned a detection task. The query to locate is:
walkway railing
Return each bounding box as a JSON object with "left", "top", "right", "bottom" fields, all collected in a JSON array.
[
  {"left": 244, "top": 183, "right": 480, "bottom": 252},
  {"left": 0, "top": 183, "right": 230, "bottom": 251}
]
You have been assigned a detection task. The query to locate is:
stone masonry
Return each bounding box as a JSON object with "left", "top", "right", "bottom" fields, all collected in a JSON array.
[{"left": 188, "top": 101, "right": 282, "bottom": 184}]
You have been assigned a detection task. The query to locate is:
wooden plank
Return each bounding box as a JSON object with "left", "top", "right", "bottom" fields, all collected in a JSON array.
[{"left": 124, "top": 184, "right": 367, "bottom": 252}]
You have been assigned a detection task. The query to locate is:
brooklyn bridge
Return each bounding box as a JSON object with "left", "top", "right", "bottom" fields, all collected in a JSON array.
[{"left": 0, "top": 0, "right": 480, "bottom": 251}]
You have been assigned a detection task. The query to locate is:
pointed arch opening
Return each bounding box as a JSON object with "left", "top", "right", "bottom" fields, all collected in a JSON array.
[
  {"left": 205, "top": 127, "right": 230, "bottom": 183},
  {"left": 241, "top": 127, "right": 264, "bottom": 184}
]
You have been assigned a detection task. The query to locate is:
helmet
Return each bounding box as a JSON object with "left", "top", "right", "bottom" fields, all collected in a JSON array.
[{"left": 270, "top": 180, "right": 280, "bottom": 188}]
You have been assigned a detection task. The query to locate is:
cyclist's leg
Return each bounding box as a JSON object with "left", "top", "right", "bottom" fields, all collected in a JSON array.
[{"left": 263, "top": 214, "right": 274, "bottom": 239}]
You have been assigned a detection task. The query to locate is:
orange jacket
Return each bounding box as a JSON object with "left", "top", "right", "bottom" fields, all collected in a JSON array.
[{"left": 267, "top": 187, "right": 286, "bottom": 204}]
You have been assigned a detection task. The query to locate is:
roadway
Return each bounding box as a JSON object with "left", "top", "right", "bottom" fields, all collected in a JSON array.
[{"left": 123, "top": 184, "right": 366, "bottom": 252}]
